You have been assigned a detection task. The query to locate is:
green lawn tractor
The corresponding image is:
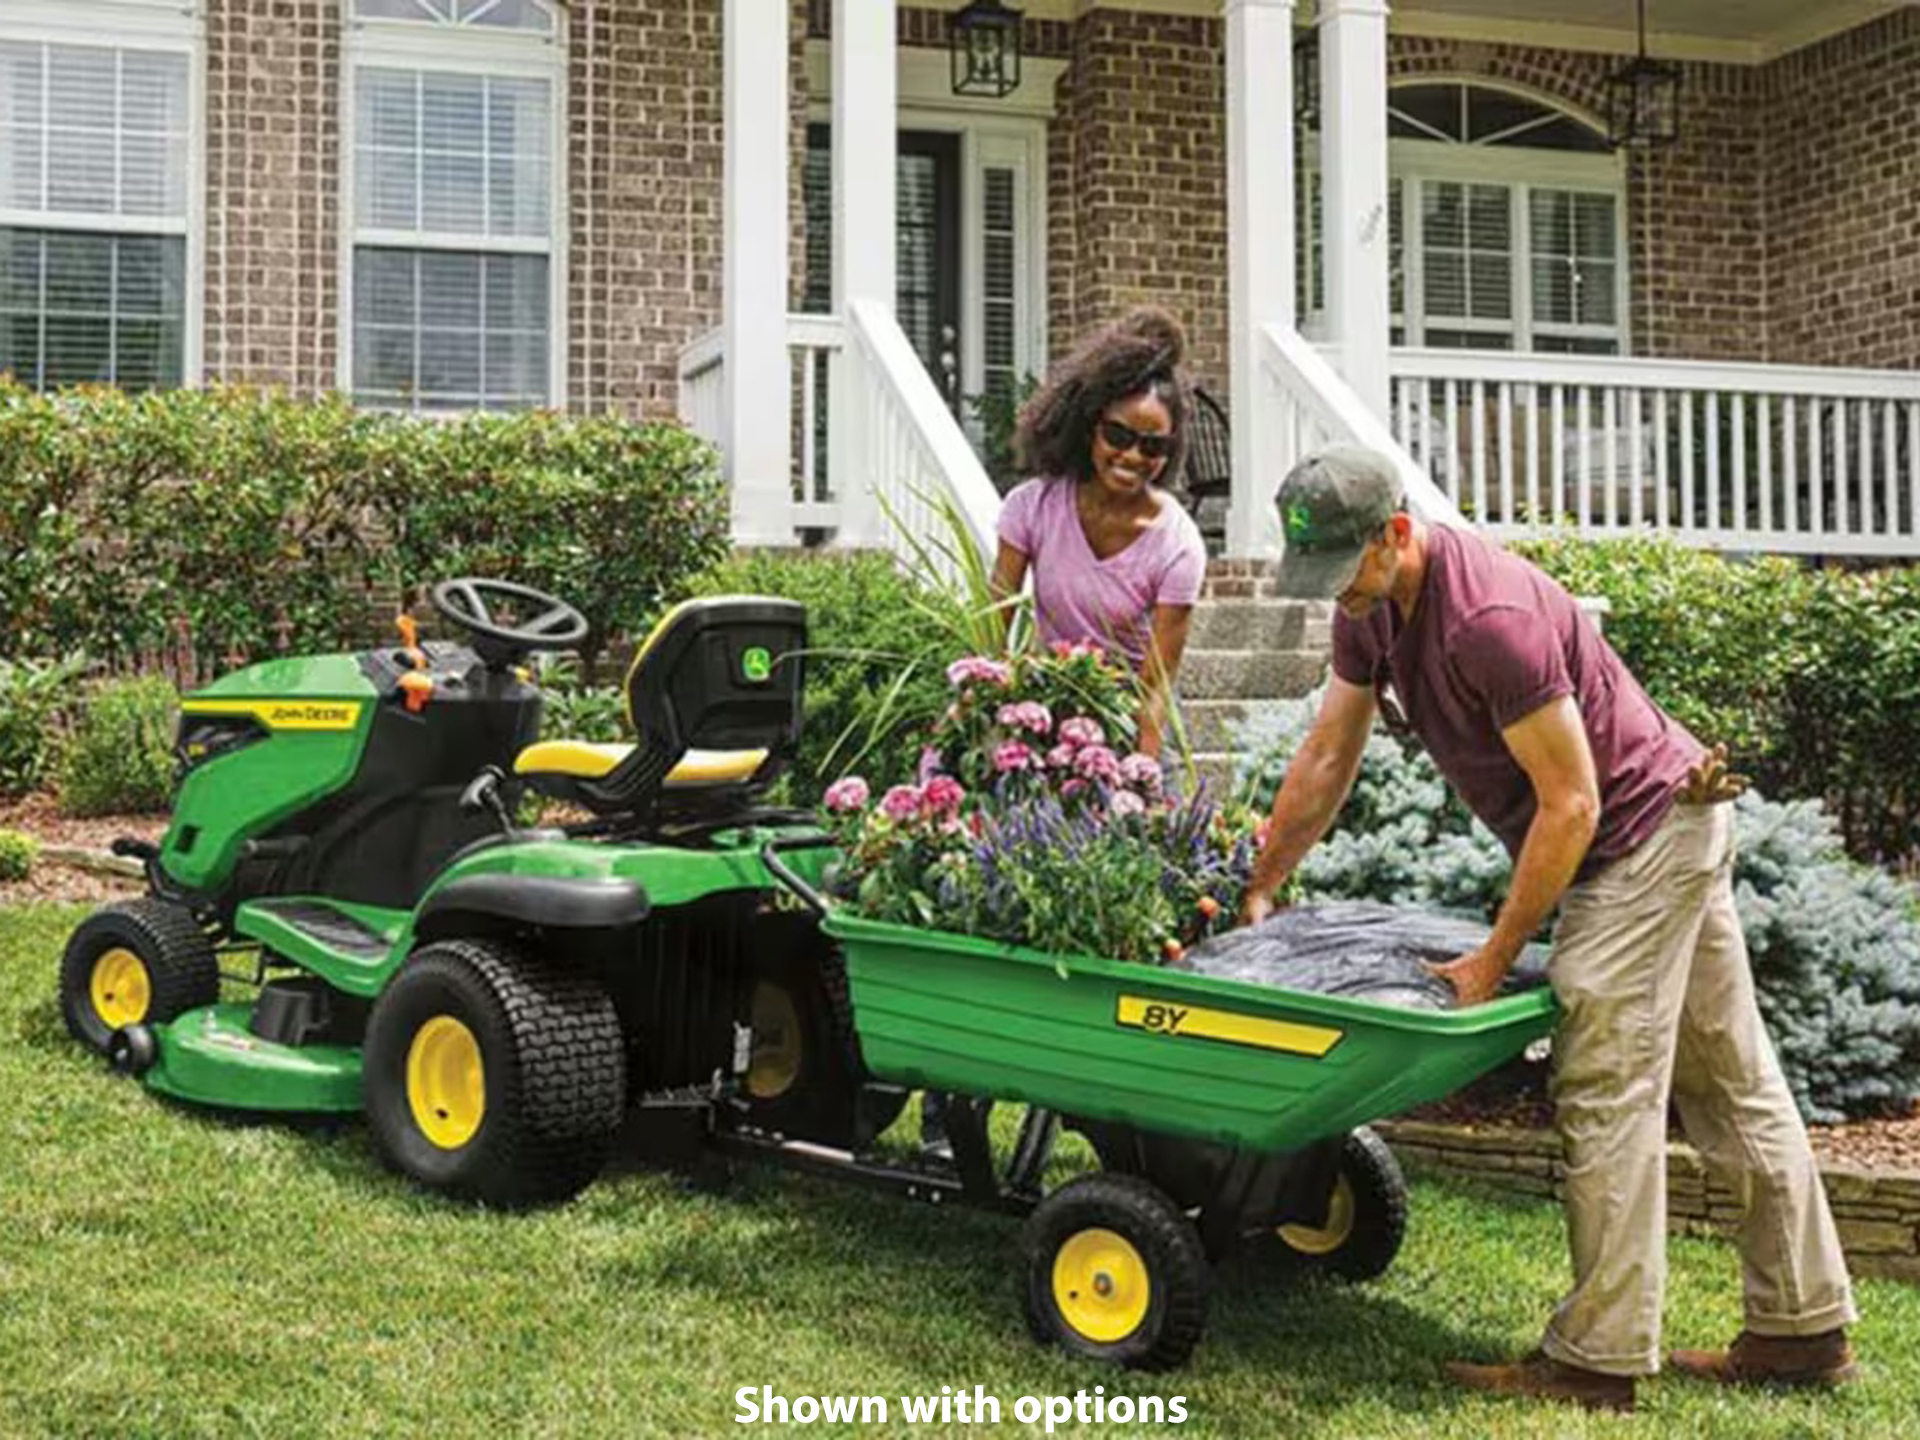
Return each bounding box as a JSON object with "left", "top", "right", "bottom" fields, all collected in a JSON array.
[{"left": 57, "top": 578, "right": 1558, "bottom": 1369}]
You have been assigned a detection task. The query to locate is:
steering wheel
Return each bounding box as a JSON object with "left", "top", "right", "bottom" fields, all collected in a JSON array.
[{"left": 429, "top": 577, "right": 589, "bottom": 666}]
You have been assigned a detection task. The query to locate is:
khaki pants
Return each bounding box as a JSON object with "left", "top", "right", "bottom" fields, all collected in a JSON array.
[{"left": 1539, "top": 800, "right": 1857, "bottom": 1377}]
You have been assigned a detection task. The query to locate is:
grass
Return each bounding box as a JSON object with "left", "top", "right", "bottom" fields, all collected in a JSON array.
[{"left": 5, "top": 901, "right": 1918, "bottom": 1439}]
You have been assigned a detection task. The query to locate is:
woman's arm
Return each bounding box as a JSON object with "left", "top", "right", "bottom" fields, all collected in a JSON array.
[
  {"left": 988, "top": 540, "right": 1029, "bottom": 650},
  {"left": 1136, "top": 602, "right": 1194, "bottom": 759}
]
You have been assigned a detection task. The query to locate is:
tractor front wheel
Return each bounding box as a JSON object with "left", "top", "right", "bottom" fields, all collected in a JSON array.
[
  {"left": 364, "top": 939, "right": 625, "bottom": 1209},
  {"left": 60, "top": 899, "right": 218, "bottom": 1056}
]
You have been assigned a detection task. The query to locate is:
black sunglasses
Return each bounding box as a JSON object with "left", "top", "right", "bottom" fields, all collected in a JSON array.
[{"left": 1096, "top": 417, "right": 1177, "bottom": 462}]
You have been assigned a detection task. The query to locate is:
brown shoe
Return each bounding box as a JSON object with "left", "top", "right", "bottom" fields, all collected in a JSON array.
[
  {"left": 1444, "top": 1353, "right": 1636, "bottom": 1413},
  {"left": 1669, "top": 1328, "right": 1858, "bottom": 1388}
]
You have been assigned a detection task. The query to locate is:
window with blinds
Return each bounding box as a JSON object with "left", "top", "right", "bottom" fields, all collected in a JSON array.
[
  {"left": 0, "top": 38, "right": 189, "bottom": 390},
  {"left": 348, "top": 1, "right": 558, "bottom": 411}
]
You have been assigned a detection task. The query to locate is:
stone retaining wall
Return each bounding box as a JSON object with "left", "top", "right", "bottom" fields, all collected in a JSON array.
[{"left": 1377, "top": 1120, "right": 1920, "bottom": 1284}]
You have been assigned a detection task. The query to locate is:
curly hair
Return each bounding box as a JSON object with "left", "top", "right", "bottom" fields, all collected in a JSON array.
[{"left": 1012, "top": 306, "right": 1193, "bottom": 487}]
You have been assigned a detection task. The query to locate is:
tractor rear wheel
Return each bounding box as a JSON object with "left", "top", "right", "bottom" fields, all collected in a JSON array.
[
  {"left": 60, "top": 899, "right": 218, "bottom": 1055},
  {"left": 364, "top": 938, "right": 625, "bottom": 1208}
]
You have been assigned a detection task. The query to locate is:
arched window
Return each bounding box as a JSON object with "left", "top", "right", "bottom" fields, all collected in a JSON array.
[
  {"left": 1301, "top": 80, "right": 1627, "bottom": 355},
  {"left": 344, "top": 0, "right": 564, "bottom": 410}
]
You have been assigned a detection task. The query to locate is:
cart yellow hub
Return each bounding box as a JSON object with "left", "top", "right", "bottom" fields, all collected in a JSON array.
[
  {"left": 746, "top": 982, "right": 803, "bottom": 1099},
  {"left": 90, "top": 948, "right": 152, "bottom": 1030},
  {"left": 1051, "top": 1228, "right": 1150, "bottom": 1342},
  {"left": 1278, "top": 1174, "right": 1356, "bottom": 1255},
  {"left": 406, "top": 1015, "right": 485, "bottom": 1149}
]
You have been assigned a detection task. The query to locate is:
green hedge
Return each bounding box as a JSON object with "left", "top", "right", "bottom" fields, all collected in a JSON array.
[
  {"left": 1517, "top": 535, "right": 1920, "bottom": 864},
  {"left": 59, "top": 676, "right": 178, "bottom": 817},
  {"left": 0, "top": 381, "right": 729, "bottom": 677}
]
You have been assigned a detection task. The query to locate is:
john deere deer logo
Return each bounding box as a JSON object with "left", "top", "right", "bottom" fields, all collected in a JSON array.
[
  {"left": 1283, "top": 501, "right": 1316, "bottom": 547},
  {"left": 742, "top": 647, "right": 772, "bottom": 683}
]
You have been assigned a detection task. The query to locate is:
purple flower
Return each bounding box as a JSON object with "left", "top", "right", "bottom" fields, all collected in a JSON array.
[
  {"left": 880, "top": 784, "right": 923, "bottom": 822},
  {"left": 1073, "top": 744, "right": 1123, "bottom": 785},
  {"left": 946, "top": 655, "right": 1013, "bottom": 689},
  {"left": 917, "top": 745, "right": 943, "bottom": 784},
  {"left": 1119, "top": 752, "right": 1164, "bottom": 793},
  {"left": 1110, "top": 789, "right": 1148, "bottom": 819},
  {"left": 995, "top": 700, "right": 1053, "bottom": 735},
  {"left": 992, "top": 740, "right": 1036, "bottom": 774},
  {"left": 823, "top": 776, "right": 870, "bottom": 813},
  {"left": 1057, "top": 716, "right": 1106, "bottom": 750},
  {"left": 923, "top": 775, "right": 967, "bottom": 815}
]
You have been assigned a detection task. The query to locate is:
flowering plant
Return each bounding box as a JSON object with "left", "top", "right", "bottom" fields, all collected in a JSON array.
[{"left": 819, "top": 646, "right": 1263, "bottom": 965}]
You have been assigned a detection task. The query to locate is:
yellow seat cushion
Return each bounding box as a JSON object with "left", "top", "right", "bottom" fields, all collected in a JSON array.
[{"left": 514, "top": 740, "right": 769, "bottom": 790}]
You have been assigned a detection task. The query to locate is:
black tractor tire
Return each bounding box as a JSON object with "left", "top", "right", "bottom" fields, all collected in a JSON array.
[
  {"left": 59, "top": 899, "right": 219, "bottom": 1055},
  {"left": 741, "top": 929, "right": 905, "bottom": 1148},
  {"left": 1271, "top": 1127, "right": 1408, "bottom": 1282},
  {"left": 364, "top": 938, "right": 626, "bottom": 1209},
  {"left": 1022, "top": 1172, "right": 1209, "bottom": 1371}
]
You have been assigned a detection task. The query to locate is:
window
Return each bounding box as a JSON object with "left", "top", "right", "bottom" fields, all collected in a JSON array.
[
  {"left": 1300, "top": 82, "right": 1626, "bottom": 355},
  {"left": 344, "top": 0, "right": 561, "bottom": 411},
  {"left": 0, "top": 26, "right": 193, "bottom": 391}
]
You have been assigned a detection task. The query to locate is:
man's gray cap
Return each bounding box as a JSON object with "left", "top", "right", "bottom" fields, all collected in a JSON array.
[{"left": 1272, "top": 446, "right": 1408, "bottom": 600}]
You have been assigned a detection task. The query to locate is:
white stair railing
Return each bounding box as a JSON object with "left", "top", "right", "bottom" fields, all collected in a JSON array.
[{"left": 1388, "top": 349, "right": 1920, "bottom": 556}]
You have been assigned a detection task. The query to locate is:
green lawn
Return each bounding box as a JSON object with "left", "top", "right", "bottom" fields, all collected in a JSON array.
[{"left": 4, "top": 901, "right": 1916, "bottom": 1439}]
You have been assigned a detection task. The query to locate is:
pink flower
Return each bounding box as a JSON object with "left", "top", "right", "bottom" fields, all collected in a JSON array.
[
  {"left": 1119, "top": 752, "right": 1163, "bottom": 793},
  {"left": 880, "top": 784, "right": 923, "bottom": 822},
  {"left": 1045, "top": 743, "right": 1078, "bottom": 771},
  {"left": 1057, "top": 716, "right": 1106, "bottom": 750},
  {"left": 946, "top": 655, "right": 1013, "bottom": 689},
  {"left": 1110, "top": 789, "right": 1147, "bottom": 819},
  {"left": 992, "top": 740, "right": 1035, "bottom": 774},
  {"left": 1060, "top": 778, "right": 1089, "bottom": 799},
  {"left": 917, "top": 745, "right": 942, "bottom": 784},
  {"left": 1050, "top": 639, "right": 1108, "bottom": 663},
  {"left": 1073, "top": 744, "right": 1123, "bottom": 785},
  {"left": 922, "top": 775, "right": 966, "bottom": 815},
  {"left": 995, "top": 700, "right": 1053, "bottom": 735},
  {"left": 822, "top": 776, "right": 870, "bottom": 813}
]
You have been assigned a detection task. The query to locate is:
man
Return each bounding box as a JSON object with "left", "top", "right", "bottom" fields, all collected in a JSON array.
[{"left": 1243, "top": 446, "right": 1857, "bottom": 1414}]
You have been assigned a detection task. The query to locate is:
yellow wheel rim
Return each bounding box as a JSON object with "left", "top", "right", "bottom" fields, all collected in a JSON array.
[
  {"left": 746, "top": 982, "right": 803, "bottom": 1100},
  {"left": 1051, "top": 1228, "right": 1151, "bottom": 1343},
  {"left": 90, "top": 948, "right": 152, "bottom": 1030},
  {"left": 1278, "top": 1174, "right": 1356, "bottom": 1255},
  {"left": 406, "top": 1016, "right": 485, "bottom": 1150}
]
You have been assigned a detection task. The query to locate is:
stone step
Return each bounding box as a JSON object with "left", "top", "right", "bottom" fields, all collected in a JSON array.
[
  {"left": 1174, "top": 697, "right": 1286, "bottom": 754},
  {"left": 1186, "top": 599, "right": 1331, "bottom": 653},
  {"left": 1178, "top": 752, "right": 1241, "bottom": 799},
  {"left": 1175, "top": 648, "right": 1328, "bottom": 702}
]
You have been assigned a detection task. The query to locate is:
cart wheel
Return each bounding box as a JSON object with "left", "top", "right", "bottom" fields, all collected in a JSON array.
[
  {"left": 1273, "top": 1127, "right": 1408, "bottom": 1282},
  {"left": 1022, "top": 1173, "right": 1208, "bottom": 1371},
  {"left": 60, "top": 899, "right": 218, "bottom": 1056},
  {"left": 364, "top": 938, "right": 625, "bottom": 1209}
]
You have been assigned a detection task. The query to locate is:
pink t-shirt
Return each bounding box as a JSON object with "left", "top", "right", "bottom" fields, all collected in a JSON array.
[{"left": 998, "top": 476, "right": 1207, "bottom": 672}]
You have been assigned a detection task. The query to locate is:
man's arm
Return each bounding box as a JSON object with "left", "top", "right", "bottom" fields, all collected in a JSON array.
[
  {"left": 1240, "top": 676, "right": 1377, "bottom": 925},
  {"left": 1428, "top": 694, "right": 1600, "bottom": 1004}
]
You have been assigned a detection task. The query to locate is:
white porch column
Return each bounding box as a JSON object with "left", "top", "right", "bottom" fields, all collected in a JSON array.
[
  {"left": 831, "top": 0, "right": 897, "bottom": 548},
  {"left": 1319, "top": 0, "right": 1392, "bottom": 420},
  {"left": 723, "top": 0, "right": 792, "bottom": 543},
  {"left": 1225, "top": 0, "right": 1294, "bottom": 560}
]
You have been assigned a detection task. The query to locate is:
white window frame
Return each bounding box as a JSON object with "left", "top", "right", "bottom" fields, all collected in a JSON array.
[
  {"left": 0, "top": 0, "right": 205, "bottom": 386},
  {"left": 339, "top": 3, "right": 568, "bottom": 410}
]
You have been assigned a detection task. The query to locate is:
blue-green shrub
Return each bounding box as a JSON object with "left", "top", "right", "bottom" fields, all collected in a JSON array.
[{"left": 1232, "top": 691, "right": 1920, "bottom": 1122}]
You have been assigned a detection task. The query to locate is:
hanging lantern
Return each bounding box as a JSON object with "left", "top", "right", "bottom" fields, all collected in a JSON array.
[
  {"left": 951, "top": 0, "right": 1023, "bottom": 100},
  {"left": 1607, "top": 0, "right": 1681, "bottom": 148}
]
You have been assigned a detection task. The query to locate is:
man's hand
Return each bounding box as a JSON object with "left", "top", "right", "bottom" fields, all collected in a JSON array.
[
  {"left": 1239, "top": 885, "right": 1285, "bottom": 929},
  {"left": 1425, "top": 945, "right": 1511, "bottom": 1008},
  {"left": 1680, "top": 742, "right": 1748, "bottom": 805}
]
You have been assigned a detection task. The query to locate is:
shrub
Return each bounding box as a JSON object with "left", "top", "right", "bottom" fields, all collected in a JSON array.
[
  {"left": 0, "top": 828, "right": 36, "bottom": 882},
  {"left": 59, "top": 677, "right": 178, "bottom": 817},
  {"left": 0, "top": 654, "right": 86, "bottom": 797},
  {"left": 667, "top": 550, "right": 970, "bottom": 806},
  {"left": 0, "top": 381, "right": 728, "bottom": 673},
  {"left": 533, "top": 656, "right": 626, "bottom": 743},
  {"left": 1230, "top": 692, "right": 1920, "bottom": 1122}
]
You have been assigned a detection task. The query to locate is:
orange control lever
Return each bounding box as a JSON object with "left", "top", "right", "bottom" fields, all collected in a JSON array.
[
  {"left": 397, "top": 670, "right": 434, "bottom": 714},
  {"left": 395, "top": 613, "right": 427, "bottom": 670}
]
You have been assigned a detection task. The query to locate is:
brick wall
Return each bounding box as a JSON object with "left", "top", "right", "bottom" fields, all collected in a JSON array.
[
  {"left": 203, "top": 0, "right": 339, "bottom": 393},
  {"left": 1764, "top": 8, "right": 1920, "bottom": 370}
]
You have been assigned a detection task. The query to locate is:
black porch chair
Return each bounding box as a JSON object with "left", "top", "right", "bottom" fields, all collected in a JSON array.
[{"left": 1180, "top": 385, "right": 1231, "bottom": 553}]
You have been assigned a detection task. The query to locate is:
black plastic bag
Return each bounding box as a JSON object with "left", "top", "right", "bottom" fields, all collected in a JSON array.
[{"left": 1175, "top": 900, "right": 1552, "bottom": 1010}]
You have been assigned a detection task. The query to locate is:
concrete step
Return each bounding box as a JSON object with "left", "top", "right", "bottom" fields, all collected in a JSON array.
[
  {"left": 1186, "top": 599, "right": 1331, "bottom": 653},
  {"left": 1179, "top": 752, "right": 1241, "bottom": 799},
  {"left": 1175, "top": 648, "right": 1328, "bottom": 702},
  {"left": 1174, "top": 697, "right": 1293, "bottom": 754}
]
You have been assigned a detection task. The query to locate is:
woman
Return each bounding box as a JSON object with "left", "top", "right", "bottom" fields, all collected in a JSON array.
[{"left": 995, "top": 307, "right": 1207, "bottom": 758}]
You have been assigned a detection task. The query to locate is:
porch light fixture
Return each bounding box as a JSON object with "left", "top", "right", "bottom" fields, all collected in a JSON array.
[
  {"left": 1607, "top": 0, "right": 1681, "bottom": 149},
  {"left": 950, "top": 0, "right": 1023, "bottom": 100}
]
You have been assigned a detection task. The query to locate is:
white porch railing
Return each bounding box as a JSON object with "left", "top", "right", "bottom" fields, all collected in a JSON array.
[
  {"left": 1387, "top": 350, "right": 1920, "bottom": 556},
  {"left": 676, "top": 302, "right": 999, "bottom": 581}
]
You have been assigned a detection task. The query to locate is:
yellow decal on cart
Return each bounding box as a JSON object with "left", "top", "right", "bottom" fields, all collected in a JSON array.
[
  {"left": 1116, "top": 995, "right": 1343, "bottom": 1058},
  {"left": 181, "top": 699, "right": 363, "bottom": 731}
]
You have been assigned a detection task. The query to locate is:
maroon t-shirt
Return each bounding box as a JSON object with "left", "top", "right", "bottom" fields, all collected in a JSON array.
[{"left": 1331, "top": 525, "right": 1702, "bottom": 881}]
